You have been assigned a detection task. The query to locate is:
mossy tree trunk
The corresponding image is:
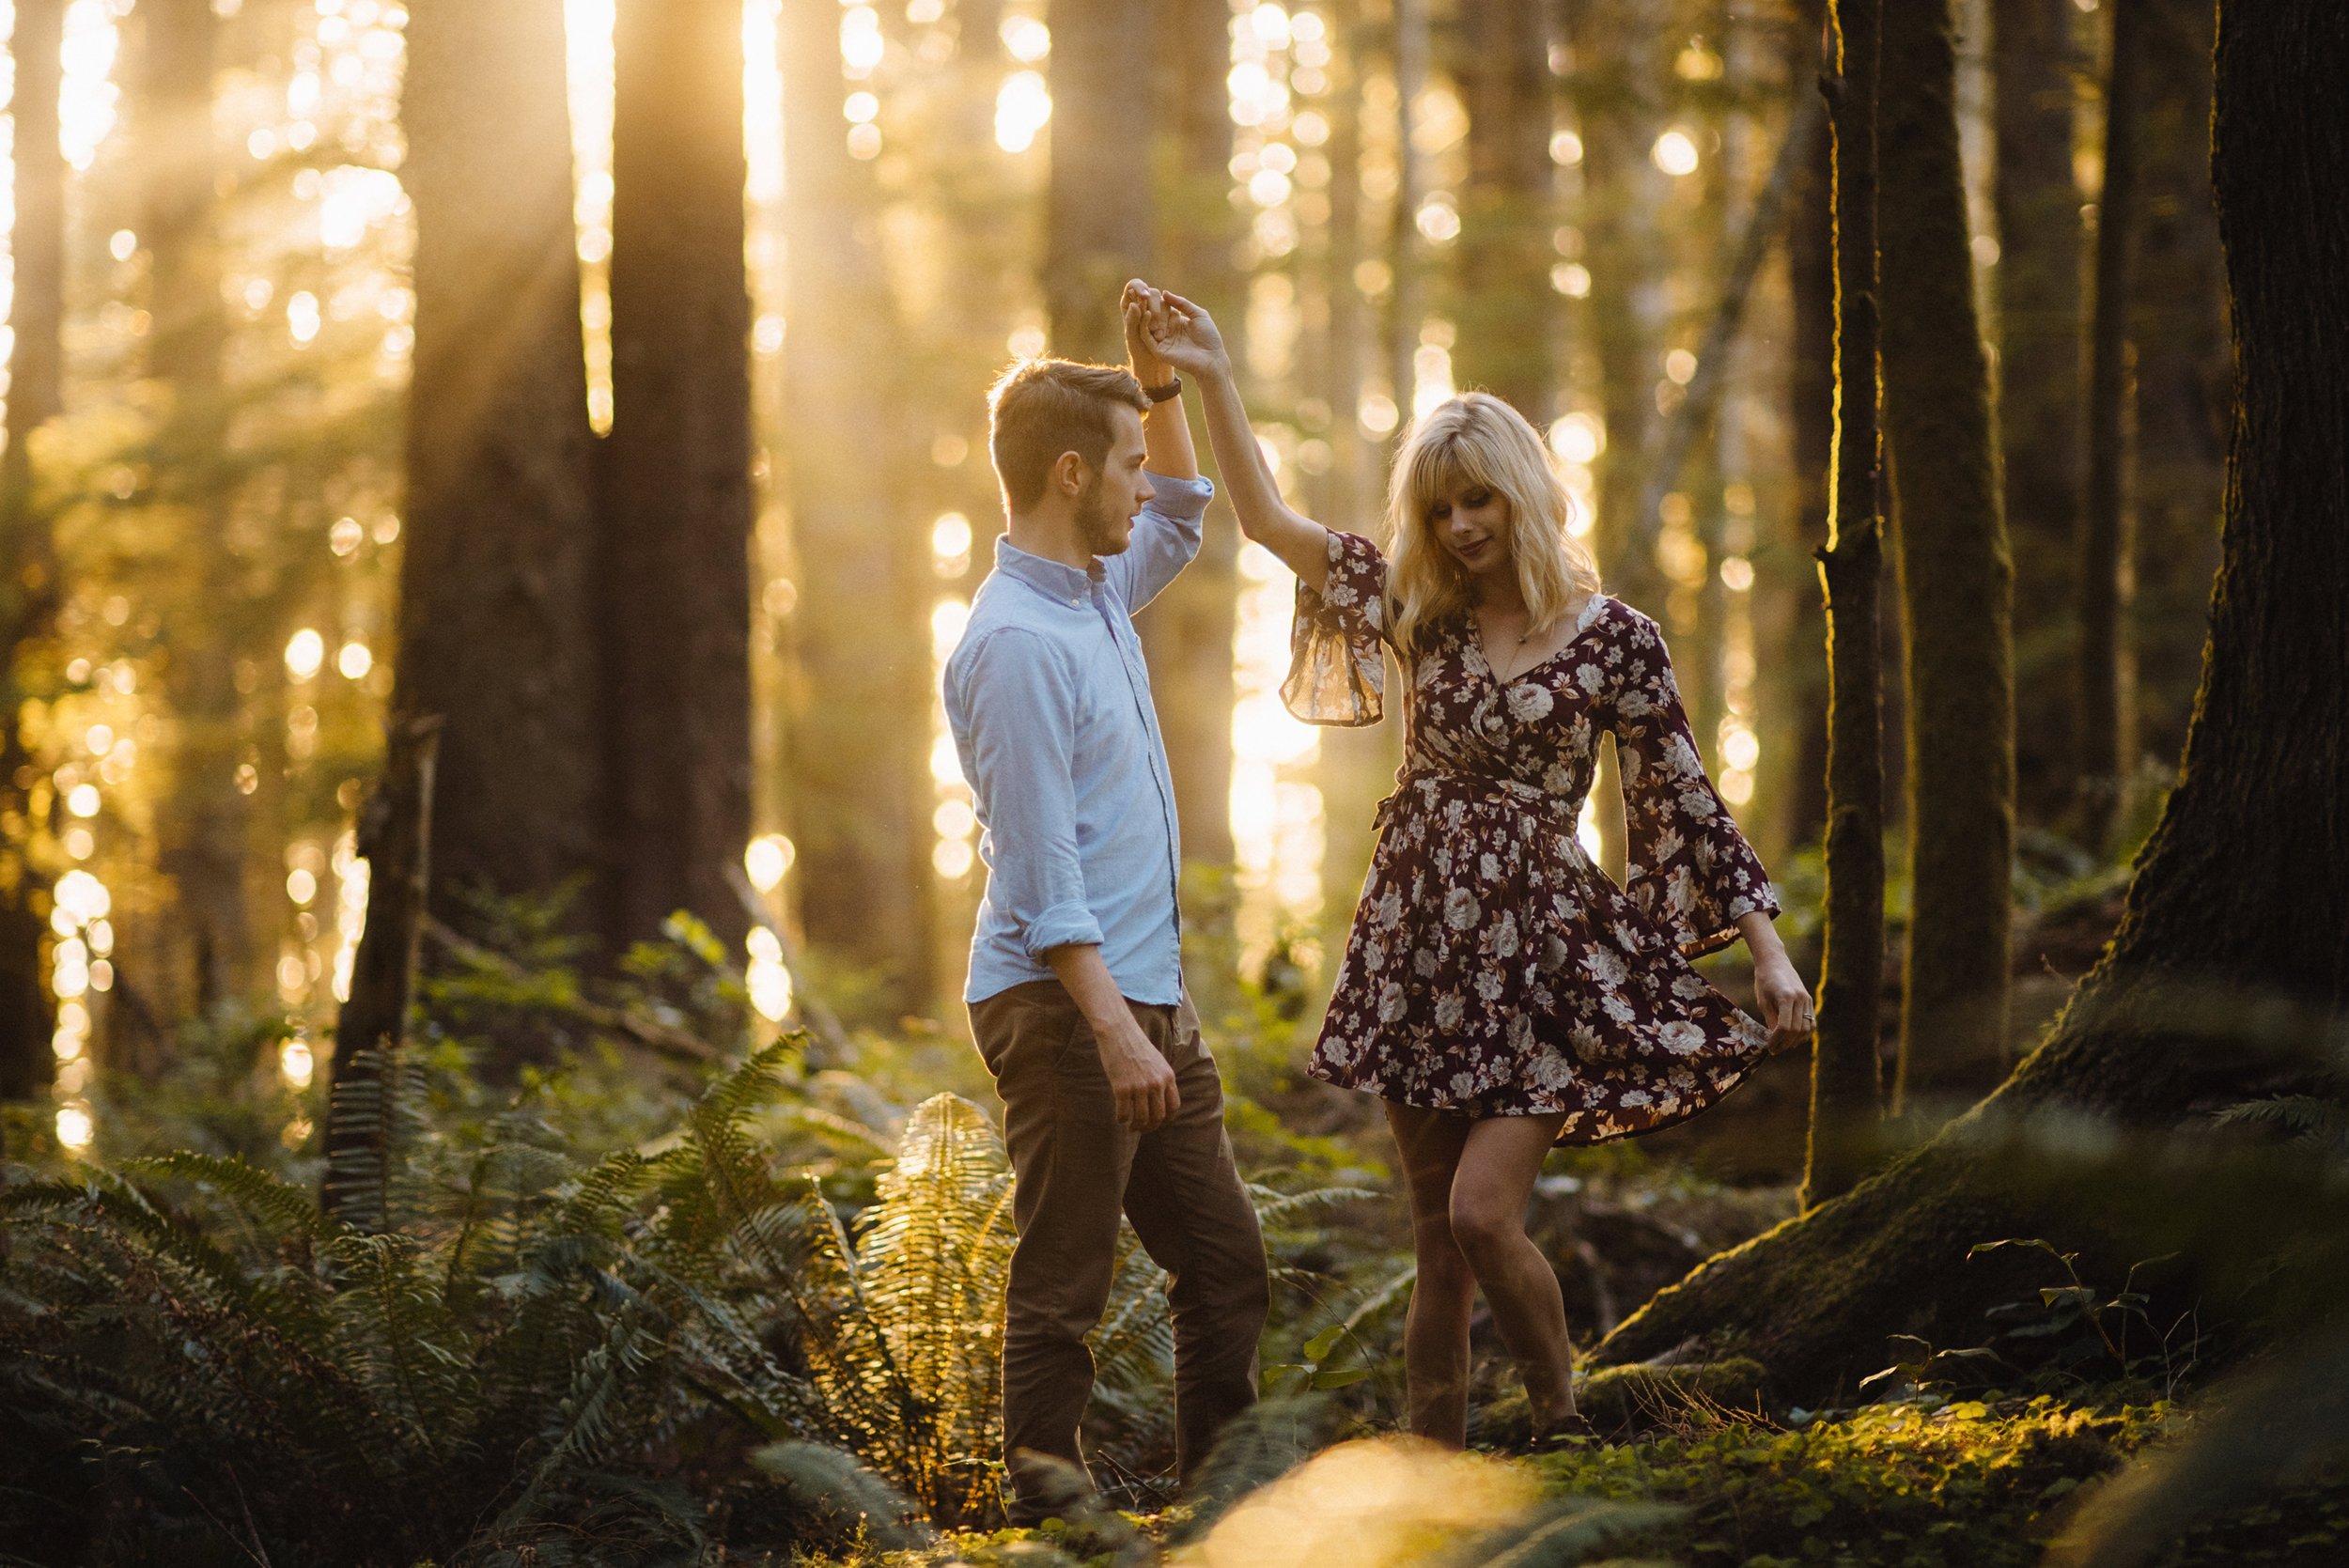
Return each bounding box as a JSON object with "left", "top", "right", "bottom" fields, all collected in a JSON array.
[
  {"left": 778, "top": 0, "right": 932, "bottom": 1007},
  {"left": 1136, "top": 0, "right": 1238, "bottom": 870},
  {"left": 395, "top": 0, "right": 605, "bottom": 943},
  {"left": 1045, "top": 0, "right": 1153, "bottom": 364},
  {"left": 600, "top": 0, "right": 754, "bottom": 958},
  {"left": 0, "top": 0, "right": 69, "bottom": 1114},
  {"left": 1386, "top": 0, "right": 1429, "bottom": 432},
  {"left": 1991, "top": 0, "right": 2085, "bottom": 824},
  {"left": 1453, "top": 0, "right": 1555, "bottom": 426},
  {"left": 1595, "top": 0, "right": 2349, "bottom": 1393},
  {"left": 1876, "top": 0, "right": 2015, "bottom": 1113},
  {"left": 1760, "top": 1, "right": 1835, "bottom": 870},
  {"left": 2125, "top": 0, "right": 2228, "bottom": 778},
  {"left": 2075, "top": 0, "right": 2147, "bottom": 852},
  {"left": 1561, "top": 0, "right": 1671, "bottom": 886},
  {"left": 1800, "top": 0, "right": 1887, "bottom": 1211},
  {"left": 1563, "top": 0, "right": 1671, "bottom": 623}
]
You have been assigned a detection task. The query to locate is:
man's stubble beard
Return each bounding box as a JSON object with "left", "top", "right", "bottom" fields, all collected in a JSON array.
[{"left": 1076, "top": 474, "right": 1133, "bottom": 558}]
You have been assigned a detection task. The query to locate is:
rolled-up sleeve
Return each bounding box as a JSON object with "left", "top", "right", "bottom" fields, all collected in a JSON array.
[
  {"left": 1104, "top": 472, "right": 1214, "bottom": 612},
  {"left": 956, "top": 628, "right": 1104, "bottom": 957}
]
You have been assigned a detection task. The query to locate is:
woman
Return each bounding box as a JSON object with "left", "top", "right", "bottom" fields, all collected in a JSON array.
[{"left": 1143, "top": 288, "right": 1813, "bottom": 1447}]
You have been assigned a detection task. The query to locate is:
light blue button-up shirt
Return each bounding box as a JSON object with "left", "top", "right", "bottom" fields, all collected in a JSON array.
[{"left": 944, "top": 472, "right": 1214, "bottom": 1005}]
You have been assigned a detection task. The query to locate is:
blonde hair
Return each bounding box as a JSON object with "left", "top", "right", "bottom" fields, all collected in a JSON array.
[{"left": 1382, "top": 393, "right": 1603, "bottom": 658}]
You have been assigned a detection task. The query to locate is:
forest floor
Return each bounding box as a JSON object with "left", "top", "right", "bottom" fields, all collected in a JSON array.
[{"left": 786, "top": 1390, "right": 2347, "bottom": 1568}]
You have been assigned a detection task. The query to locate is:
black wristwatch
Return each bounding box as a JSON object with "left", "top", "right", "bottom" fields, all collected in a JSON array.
[{"left": 1144, "top": 376, "right": 1184, "bottom": 403}]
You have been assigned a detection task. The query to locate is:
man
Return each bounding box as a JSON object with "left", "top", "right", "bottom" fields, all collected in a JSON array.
[{"left": 943, "top": 285, "right": 1269, "bottom": 1524}]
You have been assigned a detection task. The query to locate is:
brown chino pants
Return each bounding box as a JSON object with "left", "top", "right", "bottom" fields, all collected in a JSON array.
[{"left": 968, "top": 980, "right": 1270, "bottom": 1525}]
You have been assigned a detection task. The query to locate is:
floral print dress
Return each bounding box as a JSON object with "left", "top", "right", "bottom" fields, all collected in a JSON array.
[{"left": 1286, "top": 531, "right": 1781, "bottom": 1142}]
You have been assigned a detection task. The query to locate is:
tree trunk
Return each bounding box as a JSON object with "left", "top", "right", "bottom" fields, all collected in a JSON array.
[
  {"left": 0, "top": 0, "right": 68, "bottom": 1116},
  {"left": 1762, "top": 2, "right": 1836, "bottom": 867},
  {"left": 395, "top": 0, "right": 604, "bottom": 948},
  {"left": 1316, "top": 0, "right": 1406, "bottom": 955},
  {"left": 1137, "top": 0, "right": 1238, "bottom": 870},
  {"left": 1564, "top": 0, "right": 1672, "bottom": 622},
  {"left": 1388, "top": 0, "right": 1429, "bottom": 423},
  {"left": 1876, "top": 0, "right": 2015, "bottom": 1114},
  {"left": 1595, "top": 0, "right": 2349, "bottom": 1394},
  {"left": 779, "top": 0, "right": 931, "bottom": 1005},
  {"left": 1453, "top": 0, "right": 1553, "bottom": 425},
  {"left": 322, "top": 717, "right": 440, "bottom": 1219},
  {"left": 1801, "top": 0, "right": 1886, "bottom": 1211},
  {"left": 1991, "top": 0, "right": 2085, "bottom": 824},
  {"left": 1045, "top": 0, "right": 1154, "bottom": 363},
  {"left": 600, "top": 0, "right": 754, "bottom": 957},
  {"left": 141, "top": 0, "right": 255, "bottom": 1020},
  {"left": 2124, "top": 0, "right": 2227, "bottom": 784},
  {"left": 2075, "top": 0, "right": 2146, "bottom": 852}
]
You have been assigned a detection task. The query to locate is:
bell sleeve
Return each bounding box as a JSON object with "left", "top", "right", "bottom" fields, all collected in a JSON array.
[
  {"left": 1606, "top": 612, "right": 1781, "bottom": 957},
  {"left": 1281, "top": 530, "right": 1392, "bottom": 727}
]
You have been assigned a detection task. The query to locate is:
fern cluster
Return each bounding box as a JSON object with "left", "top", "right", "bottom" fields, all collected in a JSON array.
[{"left": 0, "top": 1036, "right": 1047, "bottom": 1563}]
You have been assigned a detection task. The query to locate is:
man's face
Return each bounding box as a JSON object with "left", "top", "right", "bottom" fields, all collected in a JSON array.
[{"left": 1074, "top": 405, "right": 1154, "bottom": 558}]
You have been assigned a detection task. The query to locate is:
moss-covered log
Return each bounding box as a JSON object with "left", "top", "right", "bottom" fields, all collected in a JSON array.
[{"left": 1594, "top": 0, "right": 2349, "bottom": 1396}]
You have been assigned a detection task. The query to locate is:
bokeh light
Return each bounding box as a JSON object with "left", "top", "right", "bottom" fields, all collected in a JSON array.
[
  {"left": 1653, "top": 129, "right": 1700, "bottom": 176},
  {"left": 286, "top": 628, "right": 326, "bottom": 679},
  {"left": 744, "top": 833, "right": 795, "bottom": 893},
  {"left": 995, "top": 70, "right": 1050, "bottom": 153}
]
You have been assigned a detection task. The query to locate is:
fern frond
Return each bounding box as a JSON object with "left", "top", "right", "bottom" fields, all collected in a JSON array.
[
  {"left": 2214, "top": 1094, "right": 2349, "bottom": 1152},
  {"left": 749, "top": 1441, "right": 938, "bottom": 1553},
  {"left": 124, "top": 1151, "right": 341, "bottom": 1240}
]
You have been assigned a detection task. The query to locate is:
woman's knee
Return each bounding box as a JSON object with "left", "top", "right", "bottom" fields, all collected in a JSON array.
[{"left": 1446, "top": 1191, "right": 1528, "bottom": 1268}]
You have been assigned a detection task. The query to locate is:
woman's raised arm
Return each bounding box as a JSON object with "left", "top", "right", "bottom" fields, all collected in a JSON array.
[{"left": 1143, "top": 289, "right": 1333, "bottom": 595}]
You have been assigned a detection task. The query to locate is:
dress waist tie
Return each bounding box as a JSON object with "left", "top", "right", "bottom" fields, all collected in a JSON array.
[{"left": 1372, "top": 768, "right": 1590, "bottom": 845}]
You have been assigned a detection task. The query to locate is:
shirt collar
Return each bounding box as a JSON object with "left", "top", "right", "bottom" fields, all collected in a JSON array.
[{"left": 995, "top": 535, "right": 1105, "bottom": 607}]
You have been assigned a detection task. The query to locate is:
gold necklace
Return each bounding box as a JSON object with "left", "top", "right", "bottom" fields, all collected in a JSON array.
[{"left": 1478, "top": 610, "right": 1535, "bottom": 684}]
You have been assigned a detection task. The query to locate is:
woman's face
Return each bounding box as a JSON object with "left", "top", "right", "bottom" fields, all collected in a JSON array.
[{"left": 1427, "top": 475, "right": 1514, "bottom": 582}]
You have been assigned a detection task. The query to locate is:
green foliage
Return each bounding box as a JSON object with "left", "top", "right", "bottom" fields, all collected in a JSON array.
[
  {"left": 0, "top": 1031, "right": 1010, "bottom": 1565},
  {"left": 1521, "top": 1399, "right": 2170, "bottom": 1568}
]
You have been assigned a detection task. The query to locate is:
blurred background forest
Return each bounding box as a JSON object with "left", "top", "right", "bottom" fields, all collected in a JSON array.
[{"left": 0, "top": 0, "right": 2225, "bottom": 1163}]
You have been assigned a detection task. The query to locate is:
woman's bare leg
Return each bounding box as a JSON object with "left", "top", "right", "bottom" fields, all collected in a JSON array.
[
  {"left": 1383, "top": 1102, "right": 1477, "bottom": 1445},
  {"left": 1446, "top": 1114, "right": 1578, "bottom": 1431}
]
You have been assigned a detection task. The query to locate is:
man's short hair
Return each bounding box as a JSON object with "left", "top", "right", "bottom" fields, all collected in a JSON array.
[{"left": 988, "top": 358, "right": 1150, "bottom": 511}]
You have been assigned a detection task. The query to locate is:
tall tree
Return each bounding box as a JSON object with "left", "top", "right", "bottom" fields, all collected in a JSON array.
[
  {"left": 141, "top": 0, "right": 255, "bottom": 1021},
  {"left": 2124, "top": 0, "right": 2227, "bottom": 774},
  {"left": 1563, "top": 0, "right": 1672, "bottom": 620},
  {"left": 0, "top": 0, "right": 69, "bottom": 1109},
  {"left": 1139, "top": 0, "right": 1239, "bottom": 870},
  {"left": 1594, "top": 0, "right": 2349, "bottom": 1390},
  {"left": 1991, "top": 0, "right": 2084, "bottom": 821},
  {"left": 2074, "top": 0, "right": 2146, "bottom": 852},
  {"left": 1387, "top": 0, "right": 1429, "bottom": 421},
  {"left": 1876, "top": 0, "right": 2015, "bottom": 1112},
  {"left": 1801, "top": 0, "right": 1886, "bottom": 1210},
  {"left": 1452, "top": 0, "right": 1554, "bottom": 424},
  {"left": 1315, "top": 0, "right": 1405, "bottom": 955},
  {"left": 779, "top": 0, "right": 932, "bottom": 1003},
  {"left": 600, "top": 0, "right": 754, "bottom": 956},
  {"left": 1046, "top": 0, "right": 1154, "bottom": 363},
  {"left": 1759, "top": 0, "right": 1836, "bottom": 868},
  {"left": 393, "top": 0, "right": 604, "bottom": 945}
]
